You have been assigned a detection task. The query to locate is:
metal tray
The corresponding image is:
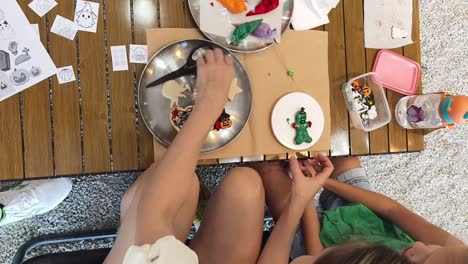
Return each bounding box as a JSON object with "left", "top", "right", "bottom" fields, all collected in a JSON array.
[
  {"left": 188, "top": 0, "right": 294, "bottom": 53},
  {"left": 138, "top": 39, "right": 252, "bottom": 153}
]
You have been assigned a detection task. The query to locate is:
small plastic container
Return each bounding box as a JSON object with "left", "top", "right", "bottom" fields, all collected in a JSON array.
[
  {"left": 372, "top": 50, "right": 421, "bottom": 95},
  {"left": 342, "top": 73, "right": 391, "bottom": 132}
]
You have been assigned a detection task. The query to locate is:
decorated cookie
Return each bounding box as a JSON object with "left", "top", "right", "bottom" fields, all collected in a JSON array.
[
  {"left": 213, "top": 109, "right": 232, "bottom": 131},
  {"left": 228, "top": 78, "right": 243, "bottom": 101},
  {"left": 169, "top": 105, "right": 194, "bottom": 132},
  {"left": 162, "top": 80, "right": 190, "bottom": 107}
]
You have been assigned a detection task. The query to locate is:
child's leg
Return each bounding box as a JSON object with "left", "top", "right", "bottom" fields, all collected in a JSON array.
[
  {"left": 319, "top": 157, "right": 372, "bottom": 211},
  {"left": 189, "top": 167, "right": 265, "bottom": 264},
  {"left": 252, "top": 161, "right": 291, "bottom": 222}
]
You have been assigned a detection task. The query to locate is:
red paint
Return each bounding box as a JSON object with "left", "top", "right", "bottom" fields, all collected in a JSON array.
[{"left": 210, "top": 2, "right": 214, "bottom": 7}]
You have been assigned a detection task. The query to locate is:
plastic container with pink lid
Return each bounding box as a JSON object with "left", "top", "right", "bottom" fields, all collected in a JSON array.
[{"left": 372, "top": 49, "right": 421, "bottom": 95}]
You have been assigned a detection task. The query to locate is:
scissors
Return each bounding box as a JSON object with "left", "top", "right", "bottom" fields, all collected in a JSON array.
[{"left": 145, "top": 46, "right": 211, "bottom": 88}]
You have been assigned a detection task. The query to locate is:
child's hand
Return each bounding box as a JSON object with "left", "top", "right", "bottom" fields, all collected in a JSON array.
[
  {"left": 290, "top": 154, "right": 334, "bottom": 207},
  {"left": 195, "top": 48, "right": 234, "bottom": 115}
]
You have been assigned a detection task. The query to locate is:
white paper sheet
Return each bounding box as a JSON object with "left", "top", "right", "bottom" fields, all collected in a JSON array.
[
  {"left": 50, "top": 15, "right": 78, "bottom": 40},
  {"left": 111, "top": 45, "right": 129, "bottom": 71},
  {"left": 129, "top": 44, "right": 148, "bottom": 64},
  {"left": 200, "top": 0, "right": 283, "bottom": 43},
  {"left": 0, "top": 0, "right": 57, "bottom": 102},
  {"left": 31, "top": 24, "right": 40, "bottom": 38},
  {"left": 291, "top": 0, "right": 340, "bottom": 31},
  {"left": 56, "top": 65, "right": 76, "bottom": 84},
  {"left": 74, "top": 0, "right": 99, "bottom": 33},
  {"left": 364, "top": 0, "right": 413, "bottom": 49},
  {"left": 28, "top": 0, "right": 57, "bottom": 17}
]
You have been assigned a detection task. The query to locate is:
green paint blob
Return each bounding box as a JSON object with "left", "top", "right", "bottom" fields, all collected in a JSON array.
[{"left": 231, "top": 19, "right": 263, "bottom": 44}]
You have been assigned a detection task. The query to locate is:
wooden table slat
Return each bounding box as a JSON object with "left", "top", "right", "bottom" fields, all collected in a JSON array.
[
  {"left": 325, "top": 1, "right": 351, "bottom": 157},
  {"left": 0, "top": 96, "right": 23, "bottom": 180},
  {"left": 404, "top": 0, "right": 425, "bottom": 151},
  {"left": 107, "top": 0, "right": 138, "bottom": 171},
  {"left": 80, "top": 0, "right": 111, "bottom": 173},
  {"left": 47, "top": 0, "right": 83, "bottom": 175},
  {"left": 183, "top": 0, "right": 197, "bottom": 28},
  {"left": 159, "top": 0, "right": 186, "bottom": 28},
  {"left": 343, "top": 0, "right": 369, "bottom": 155},
  {"left": 19, "top": 1, "right": 54, "bottom": 177},
  {"left": 134, "top": 0, "right": 158, "bottom": 169},
  {"left": 366, "top": 48, "right": 390, "bottom": 154}
]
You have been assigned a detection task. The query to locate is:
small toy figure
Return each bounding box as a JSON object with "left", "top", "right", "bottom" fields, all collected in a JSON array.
[
  {"left": 345, "top": 81, "right": 378, "bottom": 123},
  {"left": 292, "top": 107, "right": 313, "bottom": 145},
  {"left": 406, "top": 105, "right": 425, "bottom": 123},
  {"left": 213, "top": 109, "right": 233, "bottom": 131},
  {"left": 362, "top": 85, "right": 375, "bottom": 106}
]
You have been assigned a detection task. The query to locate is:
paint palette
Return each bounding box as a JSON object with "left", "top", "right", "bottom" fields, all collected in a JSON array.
[
  {"left": 271, "top": 92, "right": 325, "bottom": 150},
  {"left": 138, "top": 39, "right": 252, "bottom": 153}
]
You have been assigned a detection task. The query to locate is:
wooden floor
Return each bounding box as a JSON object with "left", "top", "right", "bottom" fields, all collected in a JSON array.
[{"left": 0, "top": 0, "right": 424, "bottom": 180}]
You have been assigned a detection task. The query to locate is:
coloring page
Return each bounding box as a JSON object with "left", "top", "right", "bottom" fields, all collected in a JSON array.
[
  {"left": 56, "top": 65, "right": 76, "bottom": 84},
  {"left": 31, "top": 24, "right": 40, "bottom": 38},
  {"left": 74, "top": 0, "right": 99, "bottom": 33},
  {"left": 0, "top": 0, "right": 57, "bottom": 102},
  {"left": 111, "top": 45, "right": 128, "bottom": 71},
  {"left": 51, "top": 15, "right": 78, "bottom": 40},
  {"left": 28, "top": 0, "right": 58, "bottom": 17},
  {"left": 129, "top": 44, "right": 148, "bottom": 64}
]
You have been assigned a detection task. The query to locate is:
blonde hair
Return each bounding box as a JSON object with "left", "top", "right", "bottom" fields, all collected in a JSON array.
[{"left": 314, "top": 242, "right": 411, "bottom": 264}]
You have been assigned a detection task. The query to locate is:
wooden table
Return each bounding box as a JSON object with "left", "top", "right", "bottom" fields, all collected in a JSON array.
[{"left": 0, "top": 0, "right": 424, "bottom": 180}]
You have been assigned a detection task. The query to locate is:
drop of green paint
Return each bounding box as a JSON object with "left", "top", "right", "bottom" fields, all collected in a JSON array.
[{"left": 287, "top": 118, "right": 290, "bottom": 124}]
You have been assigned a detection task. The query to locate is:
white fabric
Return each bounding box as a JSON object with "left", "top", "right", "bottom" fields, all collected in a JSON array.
[
  {"left": 364, "top": 0, "right": 414, "bottom": 49},
  {"left": 291, "top": 0, "right": 340, "bottom": 31},
  {"left": 0, "top": 178, "right": 73, "bottom": 226},
  {"left": 123, "top": 236, "right": 199, "bottom": 264}
]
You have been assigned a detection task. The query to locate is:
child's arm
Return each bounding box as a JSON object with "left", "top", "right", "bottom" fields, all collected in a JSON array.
[
  {"left": 258, "top": 156, "right": 333, "bottom": 264},
  {"left": 258, "top": 201, "right": 305, "bottom": 264},
  {"left": 302, "top": 203, "right": 323, "bottom": 255},
  {"left": 323, "top": 179, "right": 465, "bottom": 247}
]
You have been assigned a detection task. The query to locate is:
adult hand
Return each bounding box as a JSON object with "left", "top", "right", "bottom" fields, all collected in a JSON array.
[
  {"left": 196, "top": 48, "right": 234, "bottom": 114},
  {"left": 290, "top": 154, "right": 334, "bottom": 207}
]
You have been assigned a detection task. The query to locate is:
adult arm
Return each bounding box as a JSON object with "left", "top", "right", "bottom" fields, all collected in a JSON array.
[
  {"left": 323, "top": 179, "right": 465, "bottom": 247},
  {"left": 135, "top": 49, "right": 234, "bottom": 244}
]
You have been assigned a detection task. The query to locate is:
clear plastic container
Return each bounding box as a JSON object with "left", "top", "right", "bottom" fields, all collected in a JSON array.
[{"left": 342, "top": 73, "right": 391, "bottom": 132}]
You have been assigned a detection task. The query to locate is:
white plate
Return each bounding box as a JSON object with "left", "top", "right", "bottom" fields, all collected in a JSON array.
[{"left": 271, "top": 92, "right": 325, "bottom": 150}]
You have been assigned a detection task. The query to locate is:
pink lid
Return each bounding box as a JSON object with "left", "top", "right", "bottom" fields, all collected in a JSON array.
[{"left": 372, "top": 50, "right": 420, "bottom": 95}]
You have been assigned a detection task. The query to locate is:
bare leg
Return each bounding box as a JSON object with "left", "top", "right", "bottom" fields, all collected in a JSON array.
[
  {"left": 189, "top": 167, "right": 265, "bottom": 264},
  {"left": 254, "top": 157, "right": 363, "bottom": 221},
  {"left": 330, "top": 157, "right": 362, "bottom": 179},
  {"left": 252, "top": 162, "right": 291, "bottom": 222},
  {"left": 105, "top": 164, "right": 199, "bottom": 264}
]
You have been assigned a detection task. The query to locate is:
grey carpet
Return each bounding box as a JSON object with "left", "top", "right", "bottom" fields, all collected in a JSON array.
[{"left": 1, "top": 0, "right": 467, "bottom": 263}]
